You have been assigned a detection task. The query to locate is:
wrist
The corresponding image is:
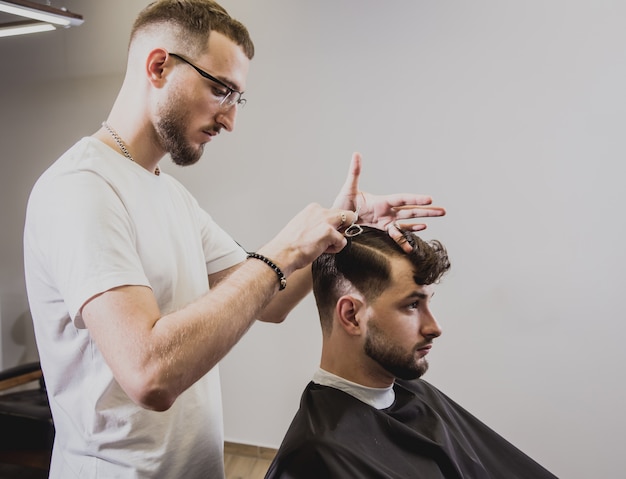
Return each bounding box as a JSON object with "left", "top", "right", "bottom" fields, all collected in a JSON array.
[{"left": 246, "top": 252, "right": 287, "bottom": 291}]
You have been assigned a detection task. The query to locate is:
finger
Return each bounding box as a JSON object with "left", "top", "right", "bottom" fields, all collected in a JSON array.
[
  {"left": 395, "top": 221, "right": 428, "bottom": 231},
  {"left": 332, "top": 152, "right": 362, "bottom": 210},
  {"left": 340, "top": 152, "right": 361, "bottom": 192},
  {"left": 383, "top": 193, "right": 435, "bottom": 207},
  {"left": 386, "top": 222, "right": 413, "bottom": 253},
  {"left": 391, "top": 205, "right": 446, "bottom": 219},
  {"left": 324, "top": 229, "right": 349, "bottom": 254},
  {"left": 333, "top": 209, "right": 358, "bottom": 230},
  {"left": 325, "top": 239, "right": 348, "bottom": 254},
  {"left": 392, "top": 205, "right": 445, "bottom": 212},
  {"left": 349, "top": 152, "right": 362, "bottom": 181}
]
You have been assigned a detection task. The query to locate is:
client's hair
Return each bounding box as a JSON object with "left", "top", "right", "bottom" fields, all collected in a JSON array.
[{"left": 312, "top": 226, "right": 450, "bottom": 334}]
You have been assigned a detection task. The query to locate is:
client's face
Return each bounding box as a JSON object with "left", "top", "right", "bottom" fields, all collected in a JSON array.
[{"left": 362, "top": 257, "right": 442, "bottom": 381}]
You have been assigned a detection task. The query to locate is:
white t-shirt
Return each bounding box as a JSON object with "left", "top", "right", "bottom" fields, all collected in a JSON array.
[
  {"left": 312, "top": 368, "right": 395, "bottom": 410},
  {"left": 24, "top": 137, "right": 247, "bottom": 478}
]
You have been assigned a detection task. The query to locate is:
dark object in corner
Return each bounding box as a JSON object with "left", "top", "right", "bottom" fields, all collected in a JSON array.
[{"left": 0, "top": 361, "right": 54, "bottom": 477}]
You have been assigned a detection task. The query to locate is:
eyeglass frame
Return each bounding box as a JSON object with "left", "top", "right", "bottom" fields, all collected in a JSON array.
[{"left": 169, "top": 52, "right": 247, "bottom": 109}]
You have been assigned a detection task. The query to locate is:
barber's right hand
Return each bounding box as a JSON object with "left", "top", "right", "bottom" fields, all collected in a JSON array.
[{"left": 258, "top": 203, "right": 357, "bottom": 276}]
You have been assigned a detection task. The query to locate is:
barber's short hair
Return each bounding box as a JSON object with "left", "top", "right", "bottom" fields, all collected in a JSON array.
[
  {"left": 312, "top": 226, "right": 450, "bottom": 333},
  {"left": 130, "top": 0, "right": 254, "bottom": 59}
]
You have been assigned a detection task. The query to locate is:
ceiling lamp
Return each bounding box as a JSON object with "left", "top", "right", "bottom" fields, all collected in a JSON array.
[{"left": 0, "top": 0, "right": 83, "bottom": 38}]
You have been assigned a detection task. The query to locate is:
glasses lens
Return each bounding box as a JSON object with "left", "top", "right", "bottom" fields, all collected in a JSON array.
[
  {"left": 221, "top": 91, "right": 235, "bottom": 107},
  {"left": 220, "top": 91, "right": 245, "bottom": 109}
]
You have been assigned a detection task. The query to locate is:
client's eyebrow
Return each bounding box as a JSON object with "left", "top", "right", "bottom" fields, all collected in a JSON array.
[{"left": 407, "top": 290, "right": 434, "bottom": 301}]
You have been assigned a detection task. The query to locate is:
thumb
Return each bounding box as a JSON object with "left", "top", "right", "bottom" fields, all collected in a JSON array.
[
  {"left": 338, "top": 152, "right": 362, "bottom": 196},
  {"left": 333, "top": 152, "right": 363, "bottom": 209},
  {"left": 344, "top": 152, "right": 362, "bottom": 190}
]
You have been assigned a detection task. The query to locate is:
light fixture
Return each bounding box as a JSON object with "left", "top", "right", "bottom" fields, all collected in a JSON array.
[
  {"left": 0, "top": 20, "right": 55, "bottom": 38},
  {"left": 0, "top": 0, "right": 83, "bottom": 38}
]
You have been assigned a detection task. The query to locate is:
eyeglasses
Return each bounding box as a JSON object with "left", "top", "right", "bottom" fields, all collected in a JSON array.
[{"left": 169, "top": 52, "right": 247, "bottom": 109}]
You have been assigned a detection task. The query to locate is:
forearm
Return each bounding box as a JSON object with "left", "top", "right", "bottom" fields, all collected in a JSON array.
[
  {"left": 256, "top": 265, "right": 312, "bottom": 323},
  {"left": 85, "top": 257, "right": 284, "bottom": 411},
  {"left": 159, "top": 259, "right": 280, "bottom": 384}
]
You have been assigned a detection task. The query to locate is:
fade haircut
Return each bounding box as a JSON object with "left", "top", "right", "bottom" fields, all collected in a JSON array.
[
  {"left": 130, "top": 0, "right": 254, "bottom": 59},
  {"left": 312, "top": 226, "right": 451, "bottom": 334}
]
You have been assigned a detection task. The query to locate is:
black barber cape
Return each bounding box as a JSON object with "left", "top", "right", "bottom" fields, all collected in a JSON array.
[{"left": 265, "top": 379, "right": 557, "bottom": 479}]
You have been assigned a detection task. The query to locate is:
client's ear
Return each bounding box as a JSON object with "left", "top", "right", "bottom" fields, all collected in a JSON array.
[{"left": 336, "top": 295, "right": 364, "bottom": 336}]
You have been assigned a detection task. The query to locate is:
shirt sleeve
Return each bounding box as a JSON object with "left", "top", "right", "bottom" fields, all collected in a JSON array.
[
  {"left": 32, "top": 170, "right": 149, "bottom": 326},
  {"left": 196, "top": 205, "right": 247, "bottom": 274}
]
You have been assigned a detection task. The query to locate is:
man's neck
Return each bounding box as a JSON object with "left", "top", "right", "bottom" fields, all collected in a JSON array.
[
  {"left": 94, "top": 121, "right": 164, "bottom": 175},
  {"left": 319, "top": 352, "right": 396, "bottom": 389}
]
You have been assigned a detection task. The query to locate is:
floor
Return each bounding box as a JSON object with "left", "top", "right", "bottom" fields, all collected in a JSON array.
[{"left": 224, "top": 442, "right": 277, "bottom": 479}]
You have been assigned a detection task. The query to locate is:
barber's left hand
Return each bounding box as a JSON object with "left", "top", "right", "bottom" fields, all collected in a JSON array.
[{"left": 332, "top": 152, "right": 446, "bottom": 252}]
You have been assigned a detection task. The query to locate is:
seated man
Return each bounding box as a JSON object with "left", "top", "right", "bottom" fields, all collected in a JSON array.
[{"left": 265, "top": 226, "right": 556, "bottom": 479}]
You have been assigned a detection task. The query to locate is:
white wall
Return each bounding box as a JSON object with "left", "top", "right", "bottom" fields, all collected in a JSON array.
[{"left": 1, "top": 2, "right": 624, "bottom": 478}]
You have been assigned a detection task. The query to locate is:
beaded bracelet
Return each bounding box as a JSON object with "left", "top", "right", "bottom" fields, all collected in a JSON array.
[{"left": 247, "top": 252, "right": 287, "bottom": 291}]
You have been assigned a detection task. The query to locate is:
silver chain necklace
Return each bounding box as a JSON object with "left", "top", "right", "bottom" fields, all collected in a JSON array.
[{"left": 102, "top": 121, "right": 160, "bottom": 176}]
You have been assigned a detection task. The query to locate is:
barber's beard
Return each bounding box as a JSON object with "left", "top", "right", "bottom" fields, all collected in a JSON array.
[
  {"left": 364, "top": 321, "right": 429, "bottom": 380},
  {"left": 156, "top": 100, "right": 205, "bottom": 167}
]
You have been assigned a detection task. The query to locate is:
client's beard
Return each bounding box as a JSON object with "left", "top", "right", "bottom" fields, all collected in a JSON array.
[{"left": 364, "top": 321, "right": 430, "bottom": 380}]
